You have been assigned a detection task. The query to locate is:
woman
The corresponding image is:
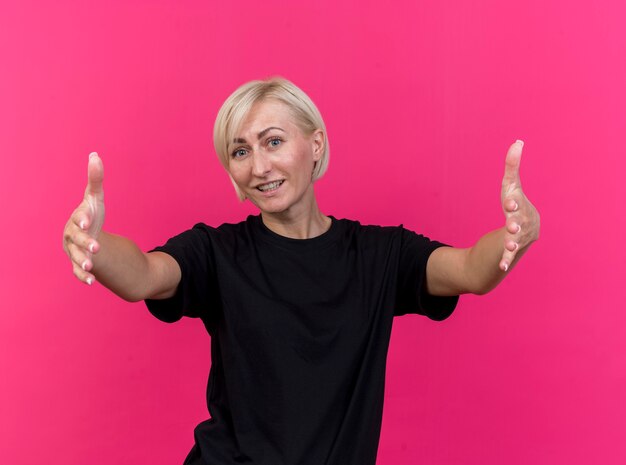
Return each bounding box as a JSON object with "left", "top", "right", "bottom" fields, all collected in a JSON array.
[{"left": 63, "top": 78, "right": 539, "bottom": 465}]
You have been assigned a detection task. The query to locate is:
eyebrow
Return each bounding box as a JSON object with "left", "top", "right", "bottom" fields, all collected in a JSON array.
[{"left": 232, "top": 127, "right": 285, "bottom": 144}]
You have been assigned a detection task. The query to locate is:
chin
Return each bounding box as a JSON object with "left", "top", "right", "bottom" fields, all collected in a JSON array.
[
  {"left": 260, "top": 203, "right": 293, "bottom": 215},
  {"left": 248, "top": 196, "right": 291, "bottom": 214}
]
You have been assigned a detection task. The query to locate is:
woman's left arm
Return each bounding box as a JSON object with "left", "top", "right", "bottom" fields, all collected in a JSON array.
[{"left": 425, "top": 140, "right": 541, "bottom": 296}]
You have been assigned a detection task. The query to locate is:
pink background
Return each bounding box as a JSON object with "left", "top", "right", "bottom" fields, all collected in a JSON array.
[{"left": 1, "top": 1, "right": 624, "bottom": 463}]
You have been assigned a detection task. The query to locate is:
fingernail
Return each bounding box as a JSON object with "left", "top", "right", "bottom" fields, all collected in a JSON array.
[
  {"left": 81, "top": 261, "right": 88, "bottom": 271},
  {"left": 89, "top": 152, "right": 98, "bottom": 159},
  {"left": 516, "top": 140, "right": 524, "bottom": 147},
  {"left": 503, "top": 263, "right": 509, "bottom": 272},
  {"left": 513, "top": 202, "right": 519, "bottom": 211},
  {"left": 513, "top": 243, "right": 519, "bottom": 250},
  {"left": 86, "top": 277, "right": 93, "bottom": 285},
  {"left": 517, "top": 225, "right": 521, "bottom": 233},
  {"left": 80, "top": 221, "right": 85, "bottom": 230},
  {"left": 89, "top": 243, "right": 95, "bottom": 253}
]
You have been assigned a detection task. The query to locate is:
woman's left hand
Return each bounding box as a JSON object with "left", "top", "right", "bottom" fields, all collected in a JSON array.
[{"left": 499, "top": 140, "right": 541, "bottom": 272}]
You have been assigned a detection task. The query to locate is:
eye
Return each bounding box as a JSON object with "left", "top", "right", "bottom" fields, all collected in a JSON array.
[
  {"left": 231, "top": 148, "right": 247, "bottom": 159},
  {"left": 268, "top": 138, "right": 282, "bottom": 148}
]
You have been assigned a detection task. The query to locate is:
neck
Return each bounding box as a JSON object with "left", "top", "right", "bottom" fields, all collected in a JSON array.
[{"left": 261, "top": 197, "right": 330, "bottom": 240}]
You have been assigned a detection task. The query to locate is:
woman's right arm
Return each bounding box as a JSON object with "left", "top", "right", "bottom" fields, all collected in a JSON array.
[{"left": 62, "top": 152, "right": 181, "bottom": 302}]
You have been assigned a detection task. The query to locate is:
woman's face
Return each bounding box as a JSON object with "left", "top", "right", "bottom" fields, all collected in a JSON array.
[{"left": 227, "top": 99, "right": 323, "bottom": 216}]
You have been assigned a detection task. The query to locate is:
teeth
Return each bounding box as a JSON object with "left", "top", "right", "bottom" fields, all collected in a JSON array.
[{"left": 258, "top": 180, "right": 283, "bottom": 192}]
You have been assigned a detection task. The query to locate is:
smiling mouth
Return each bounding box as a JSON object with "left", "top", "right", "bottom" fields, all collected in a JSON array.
[{"left": 257, "top": 180, "right": 284, "bottom": 192}]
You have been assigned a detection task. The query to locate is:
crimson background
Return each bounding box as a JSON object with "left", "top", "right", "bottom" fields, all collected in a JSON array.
[{"left": 1, "top": 1, "right": 624, "bottom": 464}]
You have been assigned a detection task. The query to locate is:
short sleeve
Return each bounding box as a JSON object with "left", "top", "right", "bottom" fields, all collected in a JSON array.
[
  {"left": 394, "top": 227, "right": 459, "bottom": 321},
  {"left": 144, "top": 224, "right": 218, "bottom": 324}
]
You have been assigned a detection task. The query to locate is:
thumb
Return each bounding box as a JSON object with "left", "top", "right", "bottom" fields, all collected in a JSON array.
[
  {"left": 502, "top": 140, "right": 523, "bottom": 193},
  {"left": 85, "top": 152, "right": 104, "bottom": 198}
]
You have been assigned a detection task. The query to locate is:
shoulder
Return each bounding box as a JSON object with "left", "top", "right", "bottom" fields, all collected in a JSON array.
[
  {"left": 336, "top": 218, "right": 444, "bottom": 256},
  {"left": 182, "top": 216, "right": 256, "bottom": 239},
  {"left": 153, "top": 217, "right": 252, "bottom": 253},
  {"left": 333, "top": 217, "right": 406, "bottom": 250}
]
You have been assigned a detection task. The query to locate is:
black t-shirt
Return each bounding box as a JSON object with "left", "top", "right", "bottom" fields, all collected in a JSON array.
[{"left": 145, "top": 215, "right": 458, "bottom": 465}]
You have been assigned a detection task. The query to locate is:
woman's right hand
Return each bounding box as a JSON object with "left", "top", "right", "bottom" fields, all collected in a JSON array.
[{"left": 63, "top": 152, "right": 105, "bottom": 285}]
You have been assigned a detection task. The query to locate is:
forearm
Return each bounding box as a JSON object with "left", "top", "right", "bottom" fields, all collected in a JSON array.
[
  {"left": 91, "top": 232, "right": 172, "bottom": 302},
  {"left": 465, "top": 227, "right": 531, "bottom": 295}
]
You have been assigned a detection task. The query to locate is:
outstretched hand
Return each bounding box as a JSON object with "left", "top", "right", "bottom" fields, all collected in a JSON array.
[
  {"left": 499, "top": 140, "right": 540, "bottom": 272},
  {"left": 62, "top": 152, "right": 106, "bottom": 285}
]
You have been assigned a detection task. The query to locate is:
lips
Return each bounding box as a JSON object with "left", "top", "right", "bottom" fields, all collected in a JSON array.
[{"left": 256, "top": 180, "right": 284, "bottom": 192}]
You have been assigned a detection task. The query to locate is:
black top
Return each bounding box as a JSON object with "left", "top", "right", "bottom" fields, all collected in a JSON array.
[{"left": 145, "top": 215, "right": 458, "bottom": 465}]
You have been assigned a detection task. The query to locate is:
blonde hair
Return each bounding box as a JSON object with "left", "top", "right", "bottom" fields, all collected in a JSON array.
[{"left": 213, "top": 77, "right": 329, "bottom": 201}]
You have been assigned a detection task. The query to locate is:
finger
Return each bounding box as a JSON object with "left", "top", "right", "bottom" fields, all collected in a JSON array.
[
  {"left": 65, "top": 223, "right": 99, "bottom": 253},
  {"left": 507, "top": 220, "right": 521, "bottom": 234},
  {"left": 85, "top": 152, "right": 104, "bottom": 198},
  {"left": 505, "top": 239, "right": 519, "bottom": 252},
  {"left": 500, "top": 247, "right": 518, "bottom": 272},
  {"left": 70, "top": 200, "right": 94, "bottom": 231},
  {"left": 503, "top": 198, "right": 519, "bottom": 213},
  {"left": 72, "top": 262, "right": 96, "bottom": 285},
  {"left": 65, "top": 242, "right": 93, "bottom": 272},
  {"left": 63, "top": 220, "right": 93, "bottom": 253},
  {"left": 502, "top": 140, "right": 524, "bottom": 193}
]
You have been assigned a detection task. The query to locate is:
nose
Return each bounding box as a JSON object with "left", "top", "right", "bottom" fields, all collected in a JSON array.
[{"left": 251, "top": 150, "right": 272, "bottom": 177}]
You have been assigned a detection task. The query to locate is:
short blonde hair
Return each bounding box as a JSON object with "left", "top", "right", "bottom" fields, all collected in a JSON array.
[{"left": 213, "top": 77, "right": 330, "bottom": 201}]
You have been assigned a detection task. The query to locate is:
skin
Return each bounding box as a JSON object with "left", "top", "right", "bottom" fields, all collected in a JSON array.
[
  {"left": 62, "top": 153, "right": 180, "bottom": 301},
  {"left": 227, "top": 99, "right": 329, "bottom": 239},
  {"left": 62, "top": 100, "right": 540, "bottom": 301},
  {"left": 426, "top": 140, "right": 540, "bottom": 295}
]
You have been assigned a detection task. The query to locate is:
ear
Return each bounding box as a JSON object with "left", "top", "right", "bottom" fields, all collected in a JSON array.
[{"left": 311, "top": 129, "right": 324, "bottom": 162}]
